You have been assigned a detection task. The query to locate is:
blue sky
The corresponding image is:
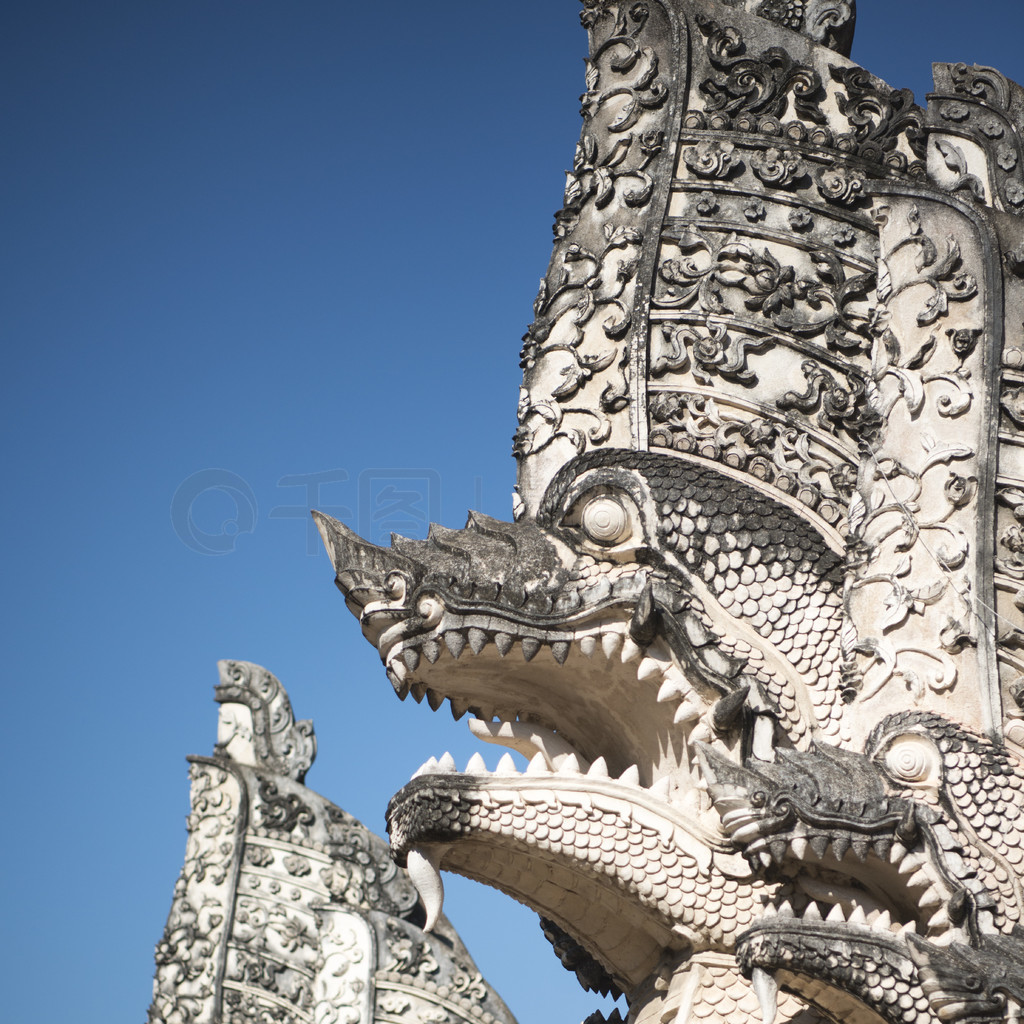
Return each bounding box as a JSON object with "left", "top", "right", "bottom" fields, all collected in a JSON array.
[{"left": 4, "top": 2, "right": 1022, "bottom": 1021}]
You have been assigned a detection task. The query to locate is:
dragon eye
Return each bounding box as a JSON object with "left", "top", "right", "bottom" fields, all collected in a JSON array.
[{"left": 580, "top": 495, "right": 631, "bottom": 545}]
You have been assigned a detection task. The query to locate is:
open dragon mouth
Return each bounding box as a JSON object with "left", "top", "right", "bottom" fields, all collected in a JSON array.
[{"left": 384, "top": 746, "right": 767, "bottom": 991}]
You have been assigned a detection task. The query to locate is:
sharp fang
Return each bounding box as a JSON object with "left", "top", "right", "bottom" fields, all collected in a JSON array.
[
  {"left": 438, "top": 751, "right": 457, "bottom": 773},
  {"left": 848, "top": 904, "right": 868, "bottom": 926},
  {"left": 751, "top": 968, "right": 778, "bottom": 1024},
  {"left": 649, "top": 776, "right": 672, "bottom": 800},
  {"left": 601, "top": 632, "right": 622, "bottom": 659},
  {"left": 465, "top": 752, "right": 487, "bottom": 774},
  {"left": 526, "top": 752, "right": 549, "bottom": 775},
  {"left": 618, "top": 764, "right": 640, "bottom": 786},
  {"left": 658, "top": 678, "right": 683, "bottom": 703},
  {"left": 637, "top": 657, "right": 665, "bottom": 681},
  {"left": 407, "top": 847, "right": 445, "bottom": 933},
  {"left": 496, "top": 752, "right": 518, "bottom": 775},
  {"left": 580, "top": 635, "right": 598, "bottom": 658},
  {"left": 621, "top": 637, "right": 642, "bottom": 663},
  {"left": 412, "top": 756, "right": 439, "bottom": 779},
  {"left": 790, "top": 837, "right": 809, "bottom": 859},
  {"left": 467, "top": 719, "right": 582, "bottom": 770},
  {"left": 587, "top": 756, "right": 609, "bottom": 778},
  {"left": 826, "top": 903, "right": 845, "bottom": 923},
  {"left": 776, "top": 900, "right": 794, "bottom": 918},
  {"left": 872, "top": 910, "right": 892, "bottom": 932},
  {"left": 426, "top": 688, "right": 444, "bottom": 711},
  {"left": 557, "top": 753, "right": 582, "bottom": 775},
  {"left": 889, "top": 842, "right": 909, "bottom": 864},
  {"left": 673, "top": 702, "right": 700, "bottom": 725},
  {"left": 803, "top": 902, "right": 822, "bottom": 922},
  {"left": 444, "top": 631, "right": 467, "bottom": 659}
]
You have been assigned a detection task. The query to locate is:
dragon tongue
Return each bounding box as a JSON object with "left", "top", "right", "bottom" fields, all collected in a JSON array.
[
  {"left": 751, "top": 967, "right": 778, "bottom": 1024},
  {"left": 407, "top": 846, "right": 445, "bottom": 932}
]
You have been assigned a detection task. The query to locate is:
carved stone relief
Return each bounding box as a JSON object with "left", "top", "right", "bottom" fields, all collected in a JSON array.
[{"left": 149, "top": 664, "right": 517, "bottom": 1024}]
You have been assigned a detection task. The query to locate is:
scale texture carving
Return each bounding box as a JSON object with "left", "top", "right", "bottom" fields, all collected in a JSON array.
[
  {"left": 148, "top": 0, "right": 1024, "bottom": 1022},
  {"left": 313, "top": 1, "right": 1024, "bottom": 1022}
]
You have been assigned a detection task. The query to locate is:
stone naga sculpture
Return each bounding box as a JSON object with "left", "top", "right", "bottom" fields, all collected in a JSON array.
[
  {"left": 149, "top": 661, "right": 518, "bottom": 1024},
  {"left": 316, "top": 0, "right": 1024, "bottom": 1021}
]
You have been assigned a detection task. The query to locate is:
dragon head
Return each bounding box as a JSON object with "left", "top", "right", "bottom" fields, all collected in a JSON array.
[{"left": 317, "top": 447, "right": 850, "bottom": 999}]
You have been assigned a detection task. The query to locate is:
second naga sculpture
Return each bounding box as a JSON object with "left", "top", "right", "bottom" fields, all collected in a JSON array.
[{"left": 317, "top": 0, "right": 1024, "bottom": 1020}]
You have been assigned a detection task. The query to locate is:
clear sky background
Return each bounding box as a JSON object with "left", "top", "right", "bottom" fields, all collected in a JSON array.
[{"left": 4, "top": 2, "right": 1023, "bottom": 1021}]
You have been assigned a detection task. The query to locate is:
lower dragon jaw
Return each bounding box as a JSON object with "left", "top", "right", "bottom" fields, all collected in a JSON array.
[{"left": 387, "top": 752, "right": 770, "bottom": 992}]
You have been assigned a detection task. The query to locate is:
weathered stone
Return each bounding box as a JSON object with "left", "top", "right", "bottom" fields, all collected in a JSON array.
[
  {"left": 148, "top": 661, "right": 517, "bottom": 1024},
  {"left": 314, "top": 2, "right": 1024, "bottom": 1022}
]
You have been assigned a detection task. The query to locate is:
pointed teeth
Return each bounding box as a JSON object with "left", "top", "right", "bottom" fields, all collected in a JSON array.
[
  {"left": 601, "top": 632, "right": 623, "bottom": 659},
  {"left": 621, "top": 637, "right": 642, "bottom": 663},
  {"left": 526, "top": 752, "right": 549, "bottom": 775},
  {"left": 521, "top": 637, "right": 541, "bottom": 662},
  {"left": 449, "top": 698, "right": 469, "bottom": 721},
  {"left": 406, "top": 847, "right": 445, "bottom": 933},
  {"left": 388, "top": 670, "right": 410, "bottom": 700},
  {"left": 658, "top": 678, "right": 682, "bottom": 702},
  {"left": 402, "top": 648, "right": 420, "bottom": 671},
  {"left": 649, "top": 775, "right": 672, "bottom": 800},
  {"left": 637, "top": 657, "right": 664, "bottom": 681},
  {"left": 928, "top": 906, "right": 950, "bottom": 930},
  {"left": 848, "top": 904, "right": 867, "bottom": 926},
  {"left": 580, "top": 635, "right": 598, "bottom": 658},
  {"left": 587, "top": 756, "right": 609, "bottom": 778},
  {"left": 618, "top": 764, "right": 640, "bottom": 787},
  {"left": 872, "top": 910, "right": 892, "bottom": 933},
  {"left": 898, "top": 853, "right": 925, "bottom": 876},
  {"left": 803, "top": 902, "right": 822, "bottom": 922},
  {"left": 889, "top": 842, "right": 909, "bottom": 864},
  {"left": 751, "top": 967, "right": 778, "bottom": 1024},
  {"left": 494, "top": 632, "right": 514, "bottom": 657},
  {"left": 776, "top": 900, "right": 794, "bottom": 919},
  {"left": 790, "top": 837, "right": 809, "bottom": 860},
  {"left": 550, "top": 640, "right": 570, "bottom": 665},
  {"left": 919, "top": 885, "right": 943, "bottom": 908},
  {"left": 412, "top": 756, "right": 439, "bottom": 779},
  {"left": 437, "top": 751, "right": 457, "bottom": 773},
  {"left": 906, "top": 867, "right": 930, "bottom": 888},
  {"left": 465, "top": 752, "right": 487, "bottom": 774},
  {"left": 558, "top": 754, "right": 582, "bottom": 775},
  {"left": 826, "top": 903, "right": 846, "bottom": 924},
  {"left": 422, "top": 639, "right": 441, "bottom": 664},
  {"left": 674, "top": 702, "right": 700, "bottom": 725},
  {"left": 410, "top": 682, "right": 427, "bottom": 704},
  {"left": 467, "top": 627, "right": 489, "bottom": 655},
  {"left": 495, "top": 752, "right": 519, "bottom": 776},
  {"left": 426, "top": 688, "right": 444, "bottom": 711},
  {"left": 444, "top": 631, "right": 467, "bottom": 659},
  {"left": 390, "top": 659, "right": 408, "bottom": 682},
  {"left": 898, "top": 921, "right": 917, "bottom": 937}
]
